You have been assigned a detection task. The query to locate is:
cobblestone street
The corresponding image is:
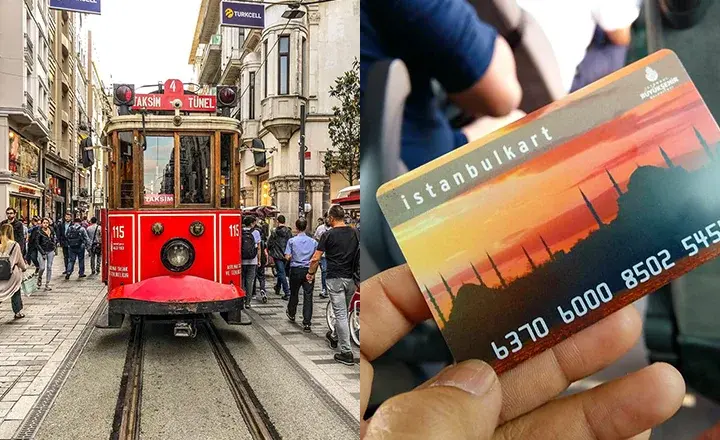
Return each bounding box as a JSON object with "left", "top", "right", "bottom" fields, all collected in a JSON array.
[{"left": 0, "top": 254, "right": 359, "bottom": 439}]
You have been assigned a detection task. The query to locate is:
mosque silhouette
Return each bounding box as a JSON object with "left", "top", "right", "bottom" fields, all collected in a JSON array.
[{"left": 429, "top": 127, "right": 720, "bottom": 363}]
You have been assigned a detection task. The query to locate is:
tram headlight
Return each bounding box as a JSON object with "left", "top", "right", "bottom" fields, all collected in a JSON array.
[
  {"left": 189, "top": 221, "right": 204, "bottom": 237},
  {"left": 160, "top": 239, "right": 195, "bottom": 272}
]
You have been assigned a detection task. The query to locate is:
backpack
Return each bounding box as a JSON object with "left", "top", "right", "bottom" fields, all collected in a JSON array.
[
  {"left": 268, "top": 226, "right": 291, "bottom": 260},
  {"left": 66, "top": 226, "right": 83, "bottom": 249},
  {"left": 241, "top": 228, "right": 258, "bottom": 260},
  {"left": 0, "top": 243, "right": 17, "bottom": 281}
]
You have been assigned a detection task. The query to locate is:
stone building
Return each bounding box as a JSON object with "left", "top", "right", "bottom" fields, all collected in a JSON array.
[{"left": 189, "top": 0, "right": 359, "bottom": 224}]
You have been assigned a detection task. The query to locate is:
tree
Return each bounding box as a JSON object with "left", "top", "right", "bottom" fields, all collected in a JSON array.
[{"left": 323, "top": 59, "right": 360, "bottom": 186}]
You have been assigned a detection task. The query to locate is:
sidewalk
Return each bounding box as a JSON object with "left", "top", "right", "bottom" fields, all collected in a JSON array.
[
  {"left": 245, "top": 271, "right": 361, "bottom": 421},
  {"left": 0, "top": 252, "right": 106, "bottom": 439}
]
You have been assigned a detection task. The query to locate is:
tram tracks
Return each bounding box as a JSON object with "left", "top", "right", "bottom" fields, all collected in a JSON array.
[{"left": 110, "top": 318, "right": 280, "bottom": 440}]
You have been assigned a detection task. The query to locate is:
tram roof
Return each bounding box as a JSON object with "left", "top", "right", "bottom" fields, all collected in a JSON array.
[{"left": 104, "top": 114, "right": 242, "bottom": 135}]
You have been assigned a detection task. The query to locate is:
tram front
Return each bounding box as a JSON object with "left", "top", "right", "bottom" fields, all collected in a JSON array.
[{"left": 97, "top": 80, "right": 250, "bottom": 334}]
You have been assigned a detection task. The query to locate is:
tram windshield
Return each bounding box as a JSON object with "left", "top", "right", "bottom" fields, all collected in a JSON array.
[{"left": 110, "top": 129, "right": 239, "bottom": 210}]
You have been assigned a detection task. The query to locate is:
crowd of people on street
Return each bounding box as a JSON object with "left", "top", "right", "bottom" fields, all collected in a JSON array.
[
  {"left": 243, "top": 205, "right": 360, "bottom": 366},
  {"left": 0, "top": 208, "right": 102, "bottom": 320}
]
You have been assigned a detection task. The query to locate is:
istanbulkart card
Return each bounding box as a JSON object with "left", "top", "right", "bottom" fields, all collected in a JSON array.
[{"left": 377, "top": 50, "right": 720, "bottom": 373}]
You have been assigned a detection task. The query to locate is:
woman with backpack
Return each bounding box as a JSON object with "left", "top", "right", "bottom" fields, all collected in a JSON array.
[
  {"left": 35, "top": 218, "right": 57, "bottom": 291},
  {"left": 0, "top": 223, "right": 27, "bottom": 319}
]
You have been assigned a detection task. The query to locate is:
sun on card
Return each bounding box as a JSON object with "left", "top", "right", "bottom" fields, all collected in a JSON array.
[{"left": 377, "top": 50, "right": 720, "bottom": 373}]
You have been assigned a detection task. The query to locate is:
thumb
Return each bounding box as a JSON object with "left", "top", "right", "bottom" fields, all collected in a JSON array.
[{"left": 364, "top": 360, "right": 502, "bottom": 440}]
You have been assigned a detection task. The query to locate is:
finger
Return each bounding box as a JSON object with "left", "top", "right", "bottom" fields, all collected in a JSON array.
[
  {"left": 498, "top": 304, "right": 641, "bottom": 423},
  {"left": 365, "top": 360, "right": 502, "bottom": 440},
  {"left": 360, "top": 264, "right": 432, "bottom": 361},
  {"left": 626, "top": 430, "right": 651, "bottom": 440},
  {"left": 360, "top": 354, "right": 374, "bottom": 420},
  {"left": 495, "top": 363, "right": 685, "bottom": 440}
]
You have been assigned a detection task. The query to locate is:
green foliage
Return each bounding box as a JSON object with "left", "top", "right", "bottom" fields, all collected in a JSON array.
[{"left": 323, "top": 59, "right": 360, "bottom": 186}]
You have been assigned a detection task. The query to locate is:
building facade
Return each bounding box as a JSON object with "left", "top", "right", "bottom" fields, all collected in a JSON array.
[
  {"left": 189, "top": 0, "right": 359, "bottom": 225},
  {"left": 0, "top": 0, "right": 51, "bottom": 222},
  {"left": 1, "top": 2, "right": 110, "bottom": 224}
]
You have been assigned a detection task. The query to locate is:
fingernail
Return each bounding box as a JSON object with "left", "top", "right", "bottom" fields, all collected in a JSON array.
[{"left": 430, "top": 360, "right": 497, "bottom": 397}]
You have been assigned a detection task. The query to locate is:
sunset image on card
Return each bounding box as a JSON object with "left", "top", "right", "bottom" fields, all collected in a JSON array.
[{"left": 377, "top": 50, "right": 720, "bottom": 373}]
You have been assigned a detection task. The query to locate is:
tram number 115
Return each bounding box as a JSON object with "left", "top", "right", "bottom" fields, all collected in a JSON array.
[
  {"left": 112, "top": 226, "right": 125, "bottom": 239},
  {"left": 229, "top": 224, "right": 240, "bottom": 237}
]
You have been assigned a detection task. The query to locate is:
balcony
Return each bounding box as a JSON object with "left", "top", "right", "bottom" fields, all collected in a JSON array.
[
  {"left": 197, "top": 35, "right": 222, "bottom": 84},
  {"left": 219, "top": 47, "right": 242, "bottom": 85},
  {"left": 61, "top": 71, "right": 70, "bottom": 93},
  {"left": 24, "top": 34, "right": 34, "bottom": 68},
  {"left": 241, "top": 29, "right": 262, "bottom": 56},
  {"left": 61, "top": 33, "right": 69, "bottom": 58},
  {"left": 241, "top": 120, "right": 260, "bottom": 143},
  {"left": 24, "top": 92, "right": 34, "bottom": 115},
  {"left": 61, "top": 109, "right": 70, "bottom": 128},
  {"left": 260, "top": 95, "right": 304, "bottom": 146}
]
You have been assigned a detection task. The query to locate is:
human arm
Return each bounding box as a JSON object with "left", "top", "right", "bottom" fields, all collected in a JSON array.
[
  {"left": 593, "top": 1, "right": 639, "bottom": 46},
  {"left": 14, "top": 244, "right": 27, "bottom": 271},
  {"left": 284, "top": 238, "right": 292, "bottom": 262},
  {"left": 366, "top": 0, "right": 521, "bottom": 117},
  {"left": 361, "top": 265, "right": 685, "bottom": 439}
]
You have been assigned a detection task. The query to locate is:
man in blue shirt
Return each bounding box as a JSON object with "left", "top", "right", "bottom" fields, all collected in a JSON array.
[
  {"left": 361, "top": 0, "right": 522, "bottom": 170},
  {"left": 284, "top": 217, "right": 318, "bottom": 332}
]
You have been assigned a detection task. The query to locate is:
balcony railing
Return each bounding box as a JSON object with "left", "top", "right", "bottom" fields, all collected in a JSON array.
[
  {"left": 24, "top": 33, "right": 34, "bottom": 67},
  {"left": 24, "top": 92, "right": 34, "bottom": 114}
]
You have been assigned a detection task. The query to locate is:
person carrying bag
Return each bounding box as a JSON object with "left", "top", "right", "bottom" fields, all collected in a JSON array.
[{"left": 0, "top": 223, "right": 27, "bottom": 319}]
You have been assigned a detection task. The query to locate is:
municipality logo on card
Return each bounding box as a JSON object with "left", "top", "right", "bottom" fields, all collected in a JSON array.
[{"left": 641, "top": 65, "right": 679, "bottom": 101}]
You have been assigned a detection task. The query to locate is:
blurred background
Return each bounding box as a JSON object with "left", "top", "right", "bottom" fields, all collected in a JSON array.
[{"left": 361, "top": 0, "right": 720, "bottom": 438}]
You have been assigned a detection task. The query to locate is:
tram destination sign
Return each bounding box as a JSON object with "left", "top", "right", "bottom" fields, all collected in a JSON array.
[
  {"left": 49, "top": 0, "right": 101, "bottom": 15},
  {"left": 131, "top": 79, "right": 217, "bottom": 112},
  {"left": 221, "top": 1, "right": 265, "bottom": 29}
]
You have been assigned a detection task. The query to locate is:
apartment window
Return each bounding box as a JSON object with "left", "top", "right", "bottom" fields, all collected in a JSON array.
[
  {"left": 301, "top": 37, "right": 307, "bottom": 97},
  {"left": 248, "top": 71, "right": 256, "bottom": 120},
  {"left": 263, "top": 40, "right": 268, "bottom": 97},
  {"left": 278, "top": 36, "right": 289, "bottom": 95}
]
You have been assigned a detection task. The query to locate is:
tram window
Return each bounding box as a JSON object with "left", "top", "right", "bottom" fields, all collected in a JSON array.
[
  {"left": 118, "top": 131, "right": 134, "bottom": 209},
  {"left": 142, "top": 136, "right": 174, "bottom": 206},
  {"left": 220, "top": 133, "right": 233, "bottom": 207},
  {"left": 179, "top": 135, "right": 212, "bottom": 204}
]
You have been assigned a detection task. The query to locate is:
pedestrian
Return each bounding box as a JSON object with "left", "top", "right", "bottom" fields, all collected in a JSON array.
[
  {"left": 1, "top": 208, "right": 26, "bottom": 258},
  {"left": 26, "top": 216, "right": 41, "bottom": 272},
  {"left": 313, "top": 216, "right": 331, "bottom": 298},
  {"left": 86, "top": 217, "right": 101, "bottom": 275},
  {"left": 35, "top": 218, "right": 56, "bottom": 291},
  {"left": 252, "top": 217, "right": 268, "bottom": 303},
  {"left": 64, "top": 217, "right": 90, "bottom": 280},
  {"left": 81, "top": 215, "right": 89, "bottom": 229},
  {"left": 0, "top": 223, "right": 27, "bottom": 319},
  {"left": 308, "top": 205, "right": 360, "bottom": 366},
  {"left": 284, "top": 217, "right": 318, "bottom": 332},
  {"left": 55, "top": 212, "right": 72, "bottom": 274},
  {"left": 267, "top": 215, "right": 292, "bottom": 299},
  {"left": 241, "top": 215, "right": 261, "bottom": 307}
]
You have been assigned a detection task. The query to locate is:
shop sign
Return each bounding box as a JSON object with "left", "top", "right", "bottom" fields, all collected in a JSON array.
[{"left": 17, "top": 187, "right": 35, "bottom": 195}]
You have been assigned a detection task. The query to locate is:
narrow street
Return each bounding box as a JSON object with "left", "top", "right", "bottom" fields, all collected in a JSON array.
[{"left": 0, "top": 255, "right": 358, "bottom": 440}]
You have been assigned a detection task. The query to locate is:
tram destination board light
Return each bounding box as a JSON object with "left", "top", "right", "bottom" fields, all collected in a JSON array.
[{"left": 113, "top": 84, "right": 135, "bottom": 116}]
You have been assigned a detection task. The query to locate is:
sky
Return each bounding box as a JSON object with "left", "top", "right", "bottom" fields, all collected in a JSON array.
[
  {"left": 394, "top": 80, "right": 720, "bottom": 303},
  {"left": 85, "top": 0, "right": 201, "bottom": 88}
]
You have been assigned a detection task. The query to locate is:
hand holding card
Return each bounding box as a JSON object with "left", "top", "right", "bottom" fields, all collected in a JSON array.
[{"left": 377, "top": 50, "right": 720, "bottom": 374}]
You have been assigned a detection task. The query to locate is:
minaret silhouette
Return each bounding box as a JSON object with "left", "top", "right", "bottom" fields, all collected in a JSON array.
[
  {"left": 522, "top": 246, "right": 537, "bottom": 270},
  {"left": 659, "top": 146, "right": 675, "bottom": 168},
  {"left": 606, "top": 168, "right": 623, "bottom": 196},
  {"left": 424, "top": 285, "right": 447, "bottom": 326},
  {"left": 470, "top": 262, "right": 484, "bottom": 286},
  {"left": 540, "top": 235, "right": 554, "bottom": 261},
  {"left": 695, "top": 126, "right": 714, "bottom": 160},
  {"left": 440, "top": 273, "right": 456, "bottom": 304},
  {"left": 486, "top": 252, "right": 507, "bottom": 288},
  {"left": 580, "top": 187, "right": 603, "bottom": 228}
]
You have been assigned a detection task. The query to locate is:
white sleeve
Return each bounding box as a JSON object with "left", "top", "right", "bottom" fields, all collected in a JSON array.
[{"left": 592, "top": 0, "right": 640, "bottom": 31}]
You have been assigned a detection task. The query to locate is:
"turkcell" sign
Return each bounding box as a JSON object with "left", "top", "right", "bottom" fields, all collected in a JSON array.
[{"left": 221, "top": 1, "right": 265, "bottom": 29}]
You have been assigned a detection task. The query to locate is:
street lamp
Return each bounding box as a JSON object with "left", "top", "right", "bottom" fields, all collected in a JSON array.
[{"left": 282, "top": 4, "right": 305, "bottom": 19}]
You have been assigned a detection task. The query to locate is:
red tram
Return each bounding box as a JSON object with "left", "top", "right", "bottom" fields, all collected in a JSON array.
[{"left": 97, "top": 80, "right": 253, "bottom": 335}]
